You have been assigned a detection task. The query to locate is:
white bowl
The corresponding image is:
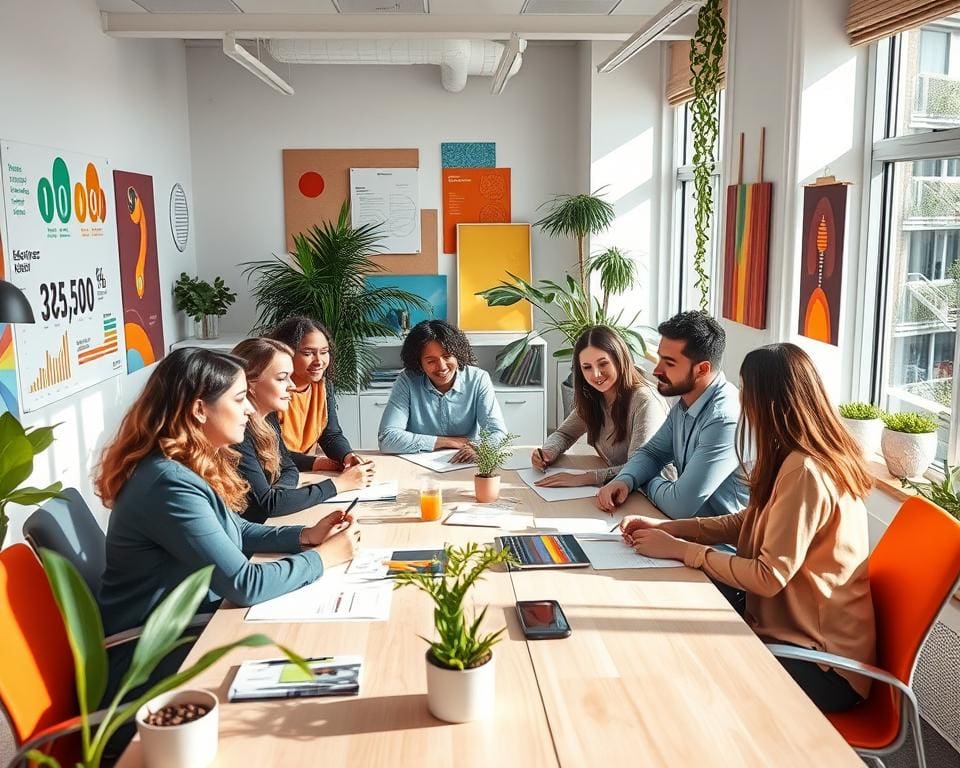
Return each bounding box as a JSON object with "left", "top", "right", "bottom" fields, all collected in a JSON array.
[{"left": 135, "top": 689, "right": 219, "bottom": 768}]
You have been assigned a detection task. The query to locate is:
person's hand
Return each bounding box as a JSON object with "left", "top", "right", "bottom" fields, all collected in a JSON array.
[
  {"left": 342, "top": 453, "right": 367, "bottom": 469},
  {"left": 435, "top": 435, "right": 470, "bottom": 451},
  {"left": 629, "top": 528, "right": 685, "bottom": 561},
  {"left": 450, "top": 445, "right": 477, "bottom": 463},
  {"left": 311, "top": 456, "right": 341, "bottom": 473},
  {"left": 595, "top": 480, "right": 630, "bottom": 514},
  {"left": 334, "top": 462, "right": 375, "bottom": 493},
  {"left": 535, "top": 471, "right": 586, "bottom": 488},
  {"left": 619, "top": 515, "right": 666, "bottom": 539},
  {"left": 316, "top": 521, "right": 361, "bottom": 568},
  {"left": 300, "top": 509, "right": 355, "bottom": 547},
  {"left": 531, "top": 447, "right": 556, "bottom": 472}
]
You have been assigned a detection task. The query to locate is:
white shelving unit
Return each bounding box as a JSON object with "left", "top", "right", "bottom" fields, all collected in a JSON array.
[{"left": 170, "top": 333, "right": 547, "bottom": 449}]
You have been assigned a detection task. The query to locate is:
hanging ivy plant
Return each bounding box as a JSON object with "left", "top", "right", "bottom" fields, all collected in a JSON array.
[{"left": 689, "top": 0, "right": 726, "bottom": 311}]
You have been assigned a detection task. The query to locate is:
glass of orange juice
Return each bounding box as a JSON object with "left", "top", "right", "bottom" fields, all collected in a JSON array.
[{"left": 419, "top": 478, "right": 443, "bottom": 522}]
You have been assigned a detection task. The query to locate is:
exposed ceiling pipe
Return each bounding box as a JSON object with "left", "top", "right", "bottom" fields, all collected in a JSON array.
[{"left": 266, "top": 38, "right": 523, "bottom": 93}]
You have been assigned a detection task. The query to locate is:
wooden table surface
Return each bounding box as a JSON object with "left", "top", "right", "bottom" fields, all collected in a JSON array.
[{"left": 118, "top": 452, "right": 861, "bottom": 767}]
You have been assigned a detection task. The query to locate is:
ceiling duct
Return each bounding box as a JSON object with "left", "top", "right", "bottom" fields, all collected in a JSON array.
[{"left": 266, "top": 38, "right": 523, "bottom": 93}]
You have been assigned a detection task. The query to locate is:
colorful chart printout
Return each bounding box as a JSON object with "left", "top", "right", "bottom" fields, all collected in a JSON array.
[
  {"left": 113, "top": 170, "right": 165, "bottom": 373},
  {"left": 0, "top": 141, "right": 124, "bottom": 411},
  {"left": 0, "top": 229, "right": 18, "bottom": 416}
]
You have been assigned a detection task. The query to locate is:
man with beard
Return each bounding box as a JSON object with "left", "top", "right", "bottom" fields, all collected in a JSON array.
[{"left": 596, "top": 311, "right": 748, "bottom": 519}]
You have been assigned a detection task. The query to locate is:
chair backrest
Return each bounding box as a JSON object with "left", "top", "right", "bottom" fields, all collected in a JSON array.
[
  {"left": 869, "top": 496, "right": 960, "bottom": 685},
  {"left": 22, "top": 488, "right": 105, "bottom": 597},
  {"left": 0, "top": 544, "right": 77, "bottom": 750}
]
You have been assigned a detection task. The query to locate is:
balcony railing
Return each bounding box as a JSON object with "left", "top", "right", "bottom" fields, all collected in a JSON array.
[
  {"left": 906, "top": 178, "right": 960, "bottom": 224},
  {"left": 897, "top": 273, "right": 959, "bottom": 329},
  {"left": 912, "top": 72, "right": 960, "bottom": 128}
]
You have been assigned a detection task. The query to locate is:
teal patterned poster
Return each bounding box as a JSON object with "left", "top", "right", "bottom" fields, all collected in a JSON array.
[{"left": 441, "top": 142, "right": 495, "bottom": 168}]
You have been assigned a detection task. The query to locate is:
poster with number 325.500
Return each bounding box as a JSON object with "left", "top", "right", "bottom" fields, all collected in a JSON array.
[{"left": 0, "top": 140, "right": 124, "bottom": 413}]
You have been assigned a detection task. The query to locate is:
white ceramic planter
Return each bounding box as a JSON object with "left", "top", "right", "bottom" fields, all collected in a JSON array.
[
  {"left": 136, "top": 689, "right": 219, "bottom": 768},
  {"left": 840, "top": 417, "right": 885, "bottom": 458},
  {"left": 880, "top": 428, "right": 939, "bottom": 478},
  {"left": 425, "top": 651, "right": 495, "bottom": 723}
]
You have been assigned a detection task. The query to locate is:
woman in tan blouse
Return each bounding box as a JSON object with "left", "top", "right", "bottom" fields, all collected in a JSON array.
[
  {"left": 532, "top": 326, "right": 669, "bottom": 487},
  {"left": 621, "top": 342, "right": 875, "bottom": 713}
]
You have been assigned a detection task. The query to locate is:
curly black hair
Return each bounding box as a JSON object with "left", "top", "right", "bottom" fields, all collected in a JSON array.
[
  {"left": 268, "top": 316, "right": 332, "bottom": 357},
  {"left": 400, "top": 320, "right": 477, "bottom": 373}
]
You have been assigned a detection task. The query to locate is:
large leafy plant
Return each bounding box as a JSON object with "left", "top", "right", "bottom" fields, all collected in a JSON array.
[
  {"left": 243, "top": 202, "right": 428, "bottom": 392},
  {"left": 393, "top": 543, "right": 516, "bottom": 670},
  {"left": 173, "top": 273, "right": 237, "bottom": 322},
  {"left": 534, "top": 190, "right": 616, "bottom": 292},
  {"left": 28, "top": 551, "right": 309, "bottom": 768},
  {"left": 0, "top": 412, "right": 62, "bottom": 545}
]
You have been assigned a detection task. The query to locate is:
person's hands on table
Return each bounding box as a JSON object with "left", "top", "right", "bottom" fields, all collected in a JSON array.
[
  {"left": 535, "top": 471, "right": 588, "bottom": 488},
  {"left": 531, "top": 447, "right": 556, "bottom": 472},
  {"left": 627, "top": 528, "right": 686, "bottom": 561},
  {"left": 595, "top": 479, "right": 630, "bottom": 514}
]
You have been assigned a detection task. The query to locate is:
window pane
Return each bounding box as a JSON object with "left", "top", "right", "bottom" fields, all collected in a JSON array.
[
  {"left": 677, "top": 179, "right": 719, "bottom": 313},
  {"left": 891, "top": 18, "right": 960, "bottom": 136},
  {"left": 881, "top": 160, "right": 958, "bottom": 464}
]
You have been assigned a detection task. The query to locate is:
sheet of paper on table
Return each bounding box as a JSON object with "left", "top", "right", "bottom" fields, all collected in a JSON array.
[
  {"left": 320, "top": 480, "right": 399, "bottom": 503},
  {"left": 515, "top": 467, "right": 598, "bottom": 502},
  {"left": 576, "top": 538, "right": 684, "bottom": 570},
  {"left": 245, "top": 567, "right": 393, "bottom": 622},
  {"left": 398, "top": 449, "right": 476, "bottom": 473}
]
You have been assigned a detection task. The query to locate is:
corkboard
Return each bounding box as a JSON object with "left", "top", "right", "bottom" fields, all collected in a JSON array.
[{"left": 282, "top": 148, "right": 437, "bottom": 274}]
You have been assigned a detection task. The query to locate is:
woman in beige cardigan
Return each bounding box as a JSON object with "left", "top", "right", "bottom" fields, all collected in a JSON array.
[
  {"left": 621, "top": 343, "right": 875, "bottom": 713},
  {"left": 531, "top": 326, "right": 668, "bottom": 488}
]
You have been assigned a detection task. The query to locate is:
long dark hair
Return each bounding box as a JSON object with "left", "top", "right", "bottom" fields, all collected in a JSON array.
[
  {"left": 268, "top": 315, "right": 334, "bottom": 381},
  {"left": 572, "top": 326, "right": 646, "bottom": 444},
  {"left": 737, "top": 343, "right": 871, "bottom": 512},
  {"left": 400, "top": 320, "right": 477, "bottom": 372},
  {"left": 96, "top": 348, "right": 250, "bottom": 511}
]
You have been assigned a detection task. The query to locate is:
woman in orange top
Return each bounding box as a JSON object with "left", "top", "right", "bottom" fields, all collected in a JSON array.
[
  {"left": 269, "top": 316, "right": 374, "bottom": 485},
  {"left": 621, "top": 343, "right": 875, "bottom": 713}
]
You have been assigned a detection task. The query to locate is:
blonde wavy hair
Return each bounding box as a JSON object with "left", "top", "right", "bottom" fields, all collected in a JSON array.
[
  {"left": 95, "top": 348, "right": 251, "bottom": 511},
  {"left": 231, "top": 337, "right": 296, "bottom": 483}
]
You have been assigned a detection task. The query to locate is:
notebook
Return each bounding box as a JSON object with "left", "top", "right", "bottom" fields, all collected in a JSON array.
[
  {"left": 495, "top": 533, "right": 591, "bottom": 570},
  {"left": 228, "top": 656, "right": 362, "bottom": 701},
  {"left": 346, "top": 547, "right": 447, "bottom": 579}
]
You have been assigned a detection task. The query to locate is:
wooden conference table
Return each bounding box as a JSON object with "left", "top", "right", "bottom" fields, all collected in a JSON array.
[{"left": 118, "top": 453, "right": 861, "bottom": 768}]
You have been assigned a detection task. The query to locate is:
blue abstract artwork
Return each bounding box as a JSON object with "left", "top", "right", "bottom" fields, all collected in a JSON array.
[
  {"left": 441, "top": 142, "right": 495, "bottom": 168},
  {"left": 366, "top": 275, "right": 448, "bottom": 331}
]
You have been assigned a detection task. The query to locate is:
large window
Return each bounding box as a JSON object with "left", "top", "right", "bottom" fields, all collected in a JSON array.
[
  {"left": 871, "top": 17, "right": 960, "bottom": 466},
  {"left": 673, "top": 99, "right": 723, "bottom": 314}
]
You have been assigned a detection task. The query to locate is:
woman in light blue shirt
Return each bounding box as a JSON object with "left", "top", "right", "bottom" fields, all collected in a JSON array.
[{"left": 378, "top": 320, "right": 507, "bottom": 462}]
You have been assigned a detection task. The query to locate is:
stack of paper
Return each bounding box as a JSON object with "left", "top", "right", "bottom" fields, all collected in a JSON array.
[
  {"left": 228, "top": 655, "right": 362, "bottom": 701},
  {"left": 245, "top": 572, "right": 393, "bottom": 622},
  {"left": 321, "top": 480, "right": 398, "bottom": 503}
]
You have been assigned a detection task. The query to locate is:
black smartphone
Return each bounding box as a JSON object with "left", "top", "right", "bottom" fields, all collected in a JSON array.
[{"left": 515, "top": 599, "right": 571, "bottom": 640}]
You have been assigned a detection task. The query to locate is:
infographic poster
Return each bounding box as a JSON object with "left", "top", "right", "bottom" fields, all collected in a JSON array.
[
  {"left": 442, "top": 167, "right": 510, "bottom": 254},
  {"left": 0, "top": 228, "right": 18, "bottom": 416},
  {"left": 113, "top": 170, "right": 164, "bottom": 373},
  {"left": 0, "top": 141, "right": 124, "bottom": 412}
]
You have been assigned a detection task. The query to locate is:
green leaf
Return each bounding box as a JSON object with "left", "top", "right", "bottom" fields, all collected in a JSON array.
[
  {"left": 25, "top": 750, "right": 61, "bottom": 768},
  {"left": 0, "top": 433, "right": 34, "bottom": 499},
  {"left": 39, "top": 549, "right": 108, "bottom": 720},
  {"left": 5, "top": 481, "right": 64, "bottom": 506},
  {"left": 24, "top": 423, "right": 60, "bottom": 454}
]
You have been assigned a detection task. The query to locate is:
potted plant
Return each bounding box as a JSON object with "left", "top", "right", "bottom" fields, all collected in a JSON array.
[
  {"left": 25, "top": 551, "right": 310, "bottom": 768},
  {"left": 880, "top": 411, "right": 940, "bottom": 478},
  {"left": 173, "top": 273, "right": 237, "bottom": 340},
  {"left": 901, "top": 460, "right": 960, "bottom": 521},
  {"left": 392, "top": 542, "right": 516, "bottom": 723},
  {"left": 838, "top": 402, "right": 885, "bottom": 458},
  {"left": 242, "top": 201, "right": 429, "bottom": 391},
  {"left": 0, "top": 412, "right": 62, "bottom": 546},
  {"left": 473, "top": 428, "right": 519, "bottom": 503}
]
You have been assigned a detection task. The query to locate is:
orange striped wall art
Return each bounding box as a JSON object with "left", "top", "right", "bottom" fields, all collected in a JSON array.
[{"left": 722, "top": 180, "right": 772, "bottom": 329}]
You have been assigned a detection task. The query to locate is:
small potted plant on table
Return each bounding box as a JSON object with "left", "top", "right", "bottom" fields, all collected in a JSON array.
[
  {"left": 881, "top": 411, "right": 939, "bottom": 478},
  {"left": 393, "top": 542, "right": 516, "bottom": 723},
  {"left": 473, "top": 428, "right": 518, "bottom": 503},
  {"left": 173, "top": 273, "right": 237, "bottom": 340},
  {"left": 838, "top": 402, "right": 885, "bottom": 458}
]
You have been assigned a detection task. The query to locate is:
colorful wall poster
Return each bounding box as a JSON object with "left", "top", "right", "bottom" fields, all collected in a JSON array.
[
  {"left": 113, "top": 170, "right": 165, "bottom": 373},
  {"left": 349, "top": 168, "right": 421, "bottom": 254},
  {"left": 721, "top": 180, "right": 773, "bottom": 329},
  {"left": 0, "top": 228, "right": 18, "bottom": 416},
  {"left": 442, "top": 168, "right": 511, "bottom": 254},
  {"left": 441, "top": 142, "right": 495, "bottom": 169},
  {"left": 457, "top": 223, "right": 532, "bottom": 332},
  {"left": 0, "top": 141, "right": 124, "bottom": 412},
  {"left": 365, "top": 274, "right": 448, "bottom": 332},
  {"left": 799, "top": 183, "right": 847, "bottom": 346}
]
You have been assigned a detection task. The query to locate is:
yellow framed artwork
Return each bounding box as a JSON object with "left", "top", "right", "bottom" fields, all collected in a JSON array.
[{"left": 456, "top": 223, "right": 533, "bottom": 332}]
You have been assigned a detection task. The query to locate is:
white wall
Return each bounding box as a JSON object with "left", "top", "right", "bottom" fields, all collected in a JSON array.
[
  {"left": 185, "top": 41, "right": 583, "bottom": 424},
  {"left": 0, "top": 0, "right": 196, "bottom": 540}
]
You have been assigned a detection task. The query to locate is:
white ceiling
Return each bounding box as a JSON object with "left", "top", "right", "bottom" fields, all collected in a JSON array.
[{"left": 95, "top": 1, "right": 670, "bottom": 14}]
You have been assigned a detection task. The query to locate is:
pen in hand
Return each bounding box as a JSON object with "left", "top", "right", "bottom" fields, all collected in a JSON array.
[
  {"left": 536, "top": 448, "right": 547, "bottom": 473},
  {"left": 339, "top": 497, "right": 360, "bottom": 525}
]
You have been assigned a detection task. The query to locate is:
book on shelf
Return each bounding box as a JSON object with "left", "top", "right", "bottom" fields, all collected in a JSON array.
[
  {"left": 228, "top": 656, "right": 362, "bottom": 701},
  {"left": 497, "top": 344, "right": 542, "bottom": 387}
]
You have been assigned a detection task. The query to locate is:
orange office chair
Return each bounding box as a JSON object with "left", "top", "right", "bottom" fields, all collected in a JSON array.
[{"left": 768, "top": 496, "right": 960, "bottom": 768}]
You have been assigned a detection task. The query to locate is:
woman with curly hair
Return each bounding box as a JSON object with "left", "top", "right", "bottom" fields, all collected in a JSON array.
[
  {"left": 231, "top": 337, "right": 373, "bottom": 523},
  {"left": 378, "top": 319, "right": 507, "bottom": 462},
  {"left": 96, "top": 347, "right": 360, "bottom": 640}
]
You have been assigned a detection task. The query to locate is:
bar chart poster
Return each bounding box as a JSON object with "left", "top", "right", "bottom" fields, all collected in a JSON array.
[{"left": 0, "top": 141, "right": 124, "bottom": 412}]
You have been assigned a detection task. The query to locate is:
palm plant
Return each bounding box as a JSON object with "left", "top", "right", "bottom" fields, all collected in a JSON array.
[
  {"left": 535, "top": 190, "right": 616, "bottom": 292},
  {"left": 243, "top": 202, "right": 429, "bottom": 392},
  {"left": 393, "top": 542, "right": 517, "bottom": 670}
]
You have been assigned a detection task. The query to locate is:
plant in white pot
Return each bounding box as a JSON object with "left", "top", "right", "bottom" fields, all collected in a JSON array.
[
  {"left": 838, "top": 402, "right": 885, "bottom": 458},
  {"left": 473, "top": 428, "right": 519, "bottom": 503},
  {"left": 880, "top": 412, "right": 939, "bottom": 479},
  {"left": 393, "top": 542, "right": 516, "bottom": 723}
]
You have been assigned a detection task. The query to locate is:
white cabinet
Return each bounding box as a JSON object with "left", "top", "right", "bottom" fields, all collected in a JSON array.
[
  {"left": 495, "top": 389, "right": 545, "bottom": 446},
  {"left": 336, "top": 393, "right": 361, "bottom": 448},
  {"left": 358, "top": 391, "right": 392, "bottom": 450}
]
